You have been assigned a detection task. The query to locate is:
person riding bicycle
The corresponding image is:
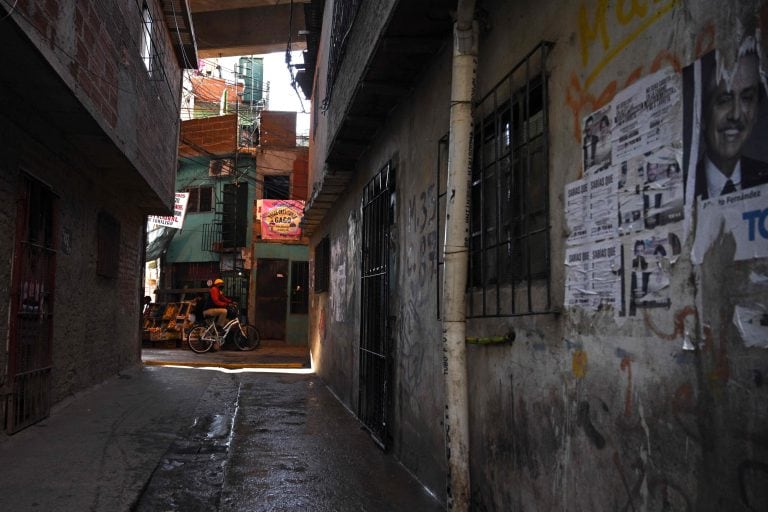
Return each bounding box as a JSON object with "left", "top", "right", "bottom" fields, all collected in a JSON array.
[{"left": 204, "top": 278, "right": 234, "bottom": 327}]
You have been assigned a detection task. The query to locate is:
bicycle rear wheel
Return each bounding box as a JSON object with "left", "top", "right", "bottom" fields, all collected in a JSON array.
[
  {"left": 235, "top": 324, "right": 260, "bottom": 351},
  {"left": 188, "top": 326, "right": 214, "bottom": 353}
]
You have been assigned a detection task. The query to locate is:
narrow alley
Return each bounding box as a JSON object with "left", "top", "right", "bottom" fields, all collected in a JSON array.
[
  {"left": 0, "top": 363, "right": 441, "bottom": 511},
  {"left": 3, "top": 0, "right": 768, "bottom": 510}
]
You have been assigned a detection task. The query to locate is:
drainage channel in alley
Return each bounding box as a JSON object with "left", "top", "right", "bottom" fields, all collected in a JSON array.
[{"left": 132, "top": 374, "right": 241, "bottom": 511}]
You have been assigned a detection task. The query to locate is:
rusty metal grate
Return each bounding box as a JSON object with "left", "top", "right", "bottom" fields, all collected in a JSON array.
[{"left": 5, "top": 176, "right": 56, "bottom": 434}]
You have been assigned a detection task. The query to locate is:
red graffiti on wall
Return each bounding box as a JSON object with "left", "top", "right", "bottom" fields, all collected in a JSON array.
[{"left": 642, "top": 305, "right": 697, "bottom": 341}]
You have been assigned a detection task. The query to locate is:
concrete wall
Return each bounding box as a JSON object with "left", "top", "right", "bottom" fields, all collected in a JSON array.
[
  {"left": 310, "top": 0, "right": 768, "bottom": 509},
  {"left": 166, "top": 157, "right": 256, "bottom": 264}
]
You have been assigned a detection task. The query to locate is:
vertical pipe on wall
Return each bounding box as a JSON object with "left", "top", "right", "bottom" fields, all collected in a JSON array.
[{"left": 442, "top": 1, "right": 477, "bottom": 510}]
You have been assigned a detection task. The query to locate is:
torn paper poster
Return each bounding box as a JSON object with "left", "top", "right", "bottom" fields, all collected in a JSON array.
[
  {"left": 588, "top": 169, "right": 619, "bottom": 242},
  {"left": 691, "top": 183, "right": 768, "bottom": 264},
  {"left": 733, "top": 304, "right": 768, "bottom": 348},
  {"left": 683, "top": 38, "right": 768, "bottom": 248},
  {"left": 565, "top": 241, "right": 622, "bottom": 311},
  {"left": 612, "top": 67, "right": 682, "bottom": 163},
  {"left": 565, "top": 178, "right": 589, "bottom": 246},
  {"left": 617, "top": 147, "right": 684, "bottom": 235},
  {"left": 565, "top": 246, "right": 592, "bottom": 309},
  {"left": 583, "top": 105, "right": 613, "bottom": 176},
  {"left": 642, "top": 146, "right": 685, "bottom": 230},
  {"left": 627, "top": 232, "right": 681, "bottom": 316}
]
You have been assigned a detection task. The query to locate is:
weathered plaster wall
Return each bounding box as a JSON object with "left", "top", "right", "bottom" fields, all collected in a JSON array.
[
  {"left": 311, "top": 190, "right": 362, "bottom": 406},
  {"left": 466, "top": 0, "right": 768, "bottom": 510},
  {"left": 310, "top": 0, "right": 768, "bottom": 509},
  {"left": 309, "top": 33, "right": 453, "bottom": 497}
]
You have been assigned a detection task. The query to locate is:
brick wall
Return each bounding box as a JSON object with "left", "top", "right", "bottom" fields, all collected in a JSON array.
[
  {"left": 11, "top": 0, "right": 182, "bottom": 209},
  {"left": 179, "top": 114, "right": 238, "bottom": 157},
  {"left": 292, "top": 148, "right": 309, "bottom": 200},
  {"left": 261, "top": 111, "right": 298, "bottom": 147}
]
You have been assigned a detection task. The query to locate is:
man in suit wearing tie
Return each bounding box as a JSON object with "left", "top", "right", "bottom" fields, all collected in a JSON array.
[{"left": 695, "top": 46, "right": 768, "bottom": 199}]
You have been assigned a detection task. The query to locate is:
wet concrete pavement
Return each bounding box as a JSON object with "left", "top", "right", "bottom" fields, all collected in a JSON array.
[
  {"left": 0, "top": 361, "right": 443, "bottom": 511},
  {"left": 142, "top": 343, "right": 311, "bottom": 370}
]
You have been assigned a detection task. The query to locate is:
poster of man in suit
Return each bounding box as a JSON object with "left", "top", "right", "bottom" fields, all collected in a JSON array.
[
  {"left": 690, "top": 41, "right": 768, "bottom": 199},
  {"left": 683, "top": 31, "right": 768, "bottom": 263}
]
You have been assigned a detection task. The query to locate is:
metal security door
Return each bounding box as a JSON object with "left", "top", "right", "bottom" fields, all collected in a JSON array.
[
  {"left": 255, "top": 259, "right": 288, "bottom": 340},
  {"left": 359, "top": 163, "right": 392, "bottom": 448},
  {"left": 6, "top": 177, "right": 57, "bottom": 434}
]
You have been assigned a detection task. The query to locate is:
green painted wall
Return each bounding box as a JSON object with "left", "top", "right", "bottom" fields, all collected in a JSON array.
[{"left": 166, "top": 156, "right": 255, "bottom": 263}]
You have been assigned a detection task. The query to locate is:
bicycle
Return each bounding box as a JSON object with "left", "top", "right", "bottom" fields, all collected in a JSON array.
[{"left": 187, "top": 304, "right": 260, "bottom": 353}]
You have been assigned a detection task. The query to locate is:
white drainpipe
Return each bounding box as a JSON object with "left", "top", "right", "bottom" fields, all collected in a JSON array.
[{"left": 442, "top": 1, "right": 477, "bottom": 510}]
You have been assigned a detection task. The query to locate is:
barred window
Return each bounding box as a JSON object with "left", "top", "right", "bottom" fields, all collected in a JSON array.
[
  {"left": 468, "top": 42, "right": 552, "bottom": 316},
  {"left": 314, "top": 237, "right": 330, "bottom": 293},
  {"left": 97, "top": 211, "right": 120, "bottom": 279},
  {"left": 322, "top": 0, "right": 362, "bottom": 110}
]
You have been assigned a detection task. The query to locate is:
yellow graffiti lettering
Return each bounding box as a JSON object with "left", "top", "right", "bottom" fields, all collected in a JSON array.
[
  {"left": 579, "top": 0, "right": 611, "bottom": 67},
  {"left": 616, "top": 0, "right": 648, "bottom": 25},
  {"left": 584, "top": 0, "right": 678, "bottom": 88}
]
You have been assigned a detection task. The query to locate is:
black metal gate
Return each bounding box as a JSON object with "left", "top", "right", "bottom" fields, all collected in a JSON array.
[
  {"left": 359, "top": 163, "right": 392, "bottom": 448},
  {"left": 5, "top": 176, "right": 57, "bottom": 434}
]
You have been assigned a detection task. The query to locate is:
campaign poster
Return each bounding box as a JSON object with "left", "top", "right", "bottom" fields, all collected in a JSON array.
[
  {"left": 627, "top": 232, "right": 681, "bottom": 316},
  {"left": 613, "top": 67, "right": 682, "bottom": 163},
  {"left": 692, "top": 183, "right": 768, "bottom": 262},
  {"left": 582, "top": 105, "right": 613, "bottom": 175},
  {"left": 565, "top": 241, "right": 622, "bottom": 312},
  {"left": 588, "top": 240, "right": 623, "bottom": 312},
  {"left": 565, "top": 178, "right": 589, "bottom": 246},
  {"left": 683, "top": 34, "right": 768, "bottom": 257},
  {"left": 642, "top": 146, "right": 685, "bottom": 229},
  {"left": 587, "top": 169, "right": 619, "bottom": 242},
  {"left": 565, "top": 246, "right": 592, "bottom": 309},
  {"left": 258, "top": 199, "right": 305, "bottom": 240}
]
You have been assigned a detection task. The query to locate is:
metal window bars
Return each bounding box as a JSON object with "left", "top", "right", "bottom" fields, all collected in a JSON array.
[
  {"left": 321, "top": 0, "right": 362, "bottom": 111},
  {"left": 467, "top": 41, "right": 554, "bottom": 317}
]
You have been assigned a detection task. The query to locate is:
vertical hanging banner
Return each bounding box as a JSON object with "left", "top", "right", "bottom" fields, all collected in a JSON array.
[
  {"left": 148, "top": 192, "right": 189, "bottom": 229},
  {"left": 258, "top": 199, "right": 305, "bottom": 240}
]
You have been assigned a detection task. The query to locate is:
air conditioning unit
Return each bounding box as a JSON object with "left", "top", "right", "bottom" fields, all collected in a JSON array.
[{"left": 209, "top": 158, "right": 234, "bottom": 177}]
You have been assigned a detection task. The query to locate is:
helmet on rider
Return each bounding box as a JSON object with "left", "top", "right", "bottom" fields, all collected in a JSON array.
[{"left": 213, "top": 278, "right": 224, "bottom": 286}]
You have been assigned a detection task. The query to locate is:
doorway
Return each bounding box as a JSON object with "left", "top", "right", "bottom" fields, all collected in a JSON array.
[
  {"left": 6, "top": 176, "right": 57, "bottom": 434},
  {"left": 255, "top": 258, "right": 288, "bottom": 340},
  {"left": 359, "top": 163, "right": 393, "bottom": 448}
]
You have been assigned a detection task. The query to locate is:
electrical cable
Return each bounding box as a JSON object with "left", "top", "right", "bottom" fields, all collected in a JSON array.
[{"left": 0, "top": 0, "right": 18, "bottom": 22}]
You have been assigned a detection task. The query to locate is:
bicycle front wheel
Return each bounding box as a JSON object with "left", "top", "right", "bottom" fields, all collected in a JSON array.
[
  {"left": 235, "top": 324, "right": 260, "bottom": 351},
  {"left": 188, "top": 326, "right": 214, "bottom": 353}
]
